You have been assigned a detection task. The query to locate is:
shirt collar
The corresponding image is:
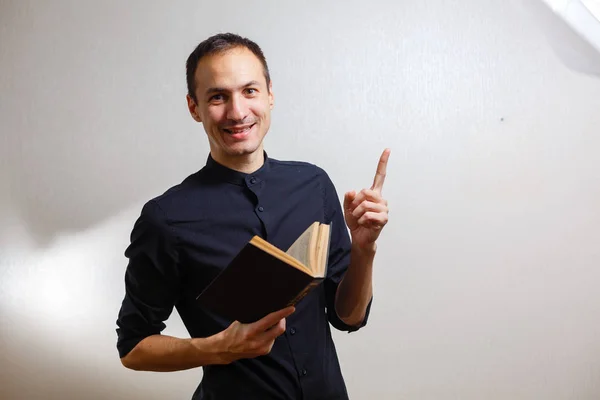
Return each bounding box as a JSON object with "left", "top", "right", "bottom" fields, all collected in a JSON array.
[{"left": 204, "top": 151, "right": 271, "bottom": 186}]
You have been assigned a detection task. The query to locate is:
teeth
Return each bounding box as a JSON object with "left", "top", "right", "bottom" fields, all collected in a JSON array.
[{"left": 225, "top": 126, "right": 251, "bottom": 134}]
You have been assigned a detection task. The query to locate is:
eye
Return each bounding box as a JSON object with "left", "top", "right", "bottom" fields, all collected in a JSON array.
[
  {"left": 245, "top": 88, "right": 258, "bottom": 95},
  {"left": 208, "top": 94, "right": 226, "bottom": 104}
]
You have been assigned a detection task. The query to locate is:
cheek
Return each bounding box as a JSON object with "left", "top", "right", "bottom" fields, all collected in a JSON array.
[
  {"left": 251, "top": 102, "right": 270, "bottom": 121},
  {"left": 205, "top": 107, "right": 226, "bottom": 127}
]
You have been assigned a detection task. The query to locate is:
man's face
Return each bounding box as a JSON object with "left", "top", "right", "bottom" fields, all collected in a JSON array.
[{"left": 187, "top": 47, "right": 274, "bottom": 164}]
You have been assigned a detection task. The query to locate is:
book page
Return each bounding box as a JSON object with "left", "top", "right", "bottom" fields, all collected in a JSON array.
[
  {"left": 251, "top": 236, "right": 312, "bottom": 275},
  {"left": 286, "top": 222, "right": 319, "bottom": 273},
  {"left": 315, "top": 223, "right": 331, "bottom": 277}
]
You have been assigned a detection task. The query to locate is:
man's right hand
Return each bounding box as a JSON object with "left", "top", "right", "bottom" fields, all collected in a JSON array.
[
  {"left": 120, "top": 306, "right": 296, "bottom": 372},
  {"left": 216, "top": 306, "right": 296, "bottom": 364}
]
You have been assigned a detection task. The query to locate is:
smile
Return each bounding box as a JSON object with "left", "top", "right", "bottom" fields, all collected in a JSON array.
[{"left": 223, "top": 124, "right": 255, "bottom": 134}]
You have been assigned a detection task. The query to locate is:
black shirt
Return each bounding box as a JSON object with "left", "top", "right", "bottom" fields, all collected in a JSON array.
[{"left": 116, "top": 153, "right": 372, "bottom": 400}]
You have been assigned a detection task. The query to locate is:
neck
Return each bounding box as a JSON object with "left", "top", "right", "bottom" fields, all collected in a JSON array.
[{"left": 211, "top": 148, "right": 265, "bottom": 174}]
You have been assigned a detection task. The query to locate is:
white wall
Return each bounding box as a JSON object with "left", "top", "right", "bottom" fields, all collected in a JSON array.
[{"left": 2, "top": 0, "right": 600, "bottom": 399}]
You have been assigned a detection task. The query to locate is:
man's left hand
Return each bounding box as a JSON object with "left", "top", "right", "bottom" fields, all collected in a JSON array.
[{"left": 343, "top": 149, "right": 391, "bottom": 251}]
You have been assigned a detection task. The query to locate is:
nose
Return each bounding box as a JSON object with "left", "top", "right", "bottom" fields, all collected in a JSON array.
[{"left": 226, "top": 93, "right": 249, "bottom": 122}]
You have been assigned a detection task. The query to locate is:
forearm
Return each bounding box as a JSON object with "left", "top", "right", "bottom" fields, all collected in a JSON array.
[
  {"left": 121, "top": 333, "right": 227, "bottom": 372},
  {"left": 334, "top": 244, "right": 375, "bottom": 326}
]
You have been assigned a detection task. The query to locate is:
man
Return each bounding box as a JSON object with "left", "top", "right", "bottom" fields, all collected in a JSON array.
[{"left": 116, "top": 32, "right": 390, "bottom": 399}]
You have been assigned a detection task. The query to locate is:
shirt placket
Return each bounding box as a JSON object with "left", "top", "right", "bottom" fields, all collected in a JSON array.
[
  {"left": 245, "top": 173, "right": 312, "bottom": 398},
  {"left": 245, "top": 175, "right": 270, "bottom": 240}
]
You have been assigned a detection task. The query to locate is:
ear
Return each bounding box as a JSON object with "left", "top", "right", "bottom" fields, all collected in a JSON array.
[
  {"left": 268, "top": 81, "right": 274, "bottom": 110},
  {"left": 186, "top": 94, "right": 202, "bottom": 123}
]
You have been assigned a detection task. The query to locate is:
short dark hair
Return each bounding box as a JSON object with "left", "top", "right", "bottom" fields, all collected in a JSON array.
[{"left": 186, "top": 33, "right": 271, "bottom": 103}]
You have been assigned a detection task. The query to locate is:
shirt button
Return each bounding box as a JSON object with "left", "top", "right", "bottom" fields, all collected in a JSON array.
[
  {"left": 258, "top": 206, "right": 264, "bottom": 212},
  {"left": 290, "top": 327, "right": 296, "bottom": 335},
  {"left": 301, "top": 369, "right": 307, "bottom": 376},
  {"left": 250, "top": 177, "right": 257, "bottom": 184}
]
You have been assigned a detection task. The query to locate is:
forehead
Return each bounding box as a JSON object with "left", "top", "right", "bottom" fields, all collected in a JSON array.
[{"left": 194, "top": 47, "right": 266, "bottom": 91}]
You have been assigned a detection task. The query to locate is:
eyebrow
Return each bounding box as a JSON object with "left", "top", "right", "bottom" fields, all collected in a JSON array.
[{"left": 205, "top": 80, "right": 261, "bottom": 96}]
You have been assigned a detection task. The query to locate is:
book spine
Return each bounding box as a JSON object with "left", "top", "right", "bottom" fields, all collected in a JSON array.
[{"left": 287, "top": 279, "right": 322, "bottom": 307}]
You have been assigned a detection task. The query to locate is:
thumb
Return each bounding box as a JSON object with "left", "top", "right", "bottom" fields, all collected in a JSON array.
[{"left": 344, "top": 191, "right": 356, "bottom": 213}]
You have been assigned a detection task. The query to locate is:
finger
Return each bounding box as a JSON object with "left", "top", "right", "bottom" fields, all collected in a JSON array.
[
  {"left": 344, "top": 191, "right": 356, "bottom": 213},
  {"left": 261, "top": 318, "right": 287, "bottom": 342},
  {"left": 351, "top": 189, "right": 384, "bottom": 210},
  {"left": 251, "top": 306, "right": 295, "bottom": 333},
  {"left": 351, "top": 201, "right": 388, "bottom": 220},
  {"left": 253, "top": 319, "right": 286, "bottom": 357},
  {"left": 371, "top": 148, "right": 391, "bottom": 193},
  {"left": 256, "top": 321, "right": 285, "bottom": 356},
  {"left": 249, "top": 318, "right": 285, "bottom": 357},
  {"left": 357, "top": 211, "right": 388, "bottom": 228}
]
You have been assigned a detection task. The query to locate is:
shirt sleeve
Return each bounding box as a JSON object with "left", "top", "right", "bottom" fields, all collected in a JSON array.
[
  {"left": 115, "top": 200, "right": 182, "bottom": 358},
  {"left": 318, "top": 168, "right": 373, "bottom": 333}
]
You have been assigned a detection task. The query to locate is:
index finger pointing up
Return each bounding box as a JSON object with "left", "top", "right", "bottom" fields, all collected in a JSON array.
[{"left": 371, "top": 148, "right": 391, "bottom": 193}]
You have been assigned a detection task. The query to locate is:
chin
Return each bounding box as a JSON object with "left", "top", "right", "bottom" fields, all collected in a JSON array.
[
  {"left": 224, "top": 137, "right": 265, "bottom": 156},
  {"left": 225, "top": 143, "right": 262, "bottom": 157}
]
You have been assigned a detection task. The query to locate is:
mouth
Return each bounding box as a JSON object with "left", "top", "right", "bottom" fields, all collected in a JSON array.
[{"left": 223, "top": 123, "right": 255, "bottom": 135}]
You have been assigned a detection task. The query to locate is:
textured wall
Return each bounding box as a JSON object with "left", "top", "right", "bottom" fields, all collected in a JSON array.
[{"left": 2, "top": 0, "right": 600, "bottom": 399}]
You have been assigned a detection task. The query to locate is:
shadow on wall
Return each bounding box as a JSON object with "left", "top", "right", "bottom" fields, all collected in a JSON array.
[
  {"left": 0, "top": 308, "right": 200, "bottom": 400},
  {"left": 0, "top": 1, "right": 206, "bottom": 248},
  {"left": 0, "top": 206, "right": 201, "bottom": 400},
  {"left": 0, "top": 101, "right": 203, "bottom": 249}
]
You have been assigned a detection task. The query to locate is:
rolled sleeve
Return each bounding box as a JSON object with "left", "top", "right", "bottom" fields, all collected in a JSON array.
[
  {"left": 319, "top": 169, "right": 373, "bottom": 333},
  {"left": 115, "top": 200, "right": 181, "bottom": 358}
]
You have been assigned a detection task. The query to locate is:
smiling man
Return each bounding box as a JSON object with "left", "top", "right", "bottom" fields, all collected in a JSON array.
[
  {"left": 187, "top": 41, "right": 273, "bottom": 173},
  {"left": 115, "top": 33, "right": 390, "bottom": 400}
]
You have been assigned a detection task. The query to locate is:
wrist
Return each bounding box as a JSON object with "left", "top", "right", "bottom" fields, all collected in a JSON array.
[
  {"left": 351, "top": 242, "right": 377, "bottom": 257},
  {"left": 191, "top": 333, "right": 232, "bottom": 366}
]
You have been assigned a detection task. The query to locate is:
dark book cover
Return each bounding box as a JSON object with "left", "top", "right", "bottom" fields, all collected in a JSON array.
[{"left": 196, "top": 241, "right": 323, "bottom": 324}]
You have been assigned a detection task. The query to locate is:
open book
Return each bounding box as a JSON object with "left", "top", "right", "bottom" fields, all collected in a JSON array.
[{"left": 196, "top": 222, "right": 331, "bottom": 323}]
